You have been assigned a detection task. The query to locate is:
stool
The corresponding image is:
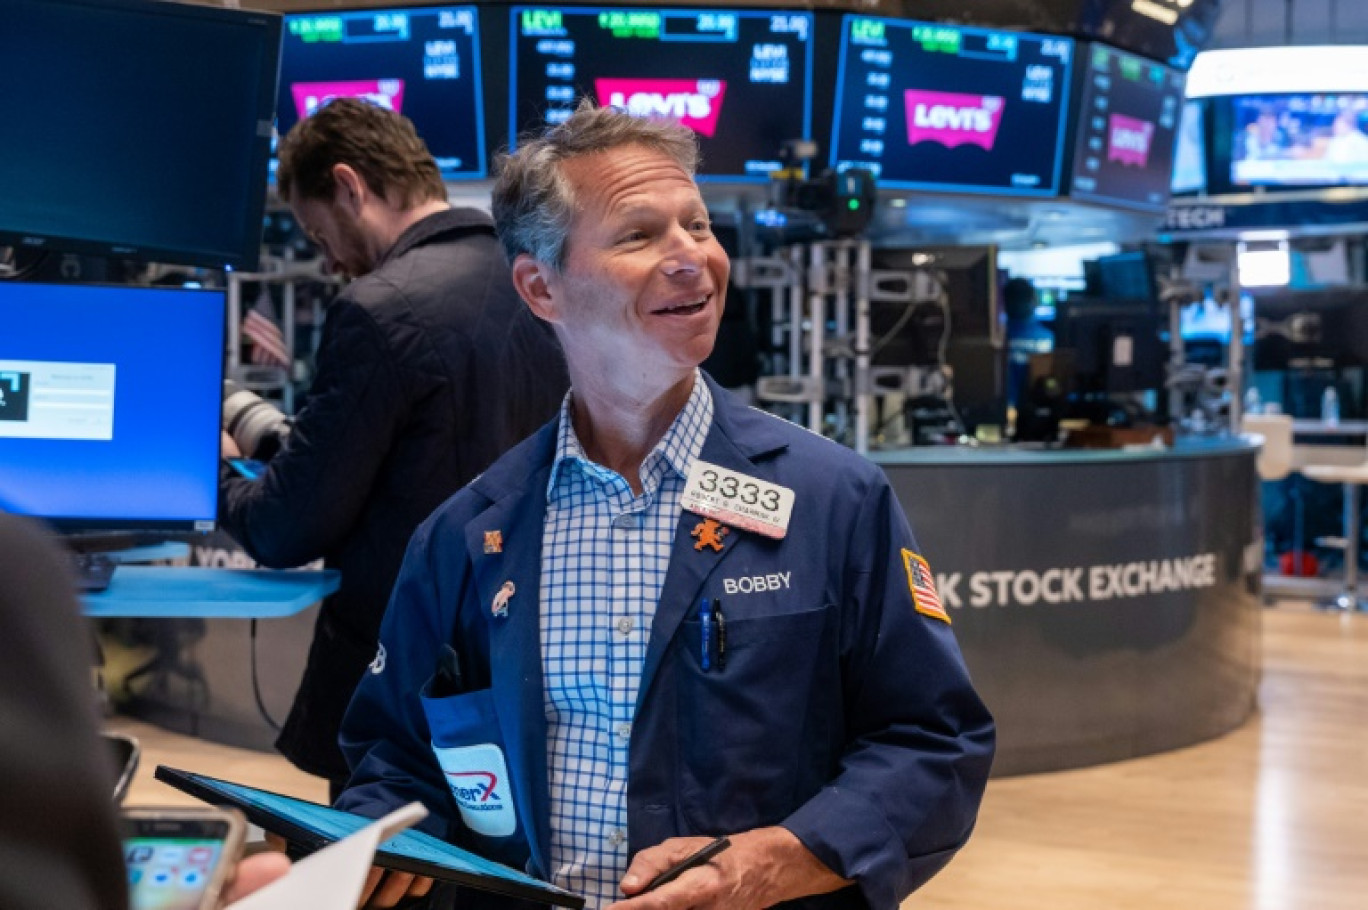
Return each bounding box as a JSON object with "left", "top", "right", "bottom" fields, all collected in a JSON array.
[{"left": 1300, "top": 459, "right": 1368, "bottom": 612}]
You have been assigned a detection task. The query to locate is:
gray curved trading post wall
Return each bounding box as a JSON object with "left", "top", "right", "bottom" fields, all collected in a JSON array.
[{"left": 876, "top": 438, "right": 1262, "bottom": 776}]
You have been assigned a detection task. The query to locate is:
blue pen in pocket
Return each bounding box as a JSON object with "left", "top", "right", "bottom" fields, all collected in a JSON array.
[{"left": 699, "top": 597, "right": 713, "bottom": 672}]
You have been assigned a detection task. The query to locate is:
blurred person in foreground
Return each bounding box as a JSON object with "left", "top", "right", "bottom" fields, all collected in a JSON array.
[{"left": 0, "top": 512, "right": 290, "bottom": 909}]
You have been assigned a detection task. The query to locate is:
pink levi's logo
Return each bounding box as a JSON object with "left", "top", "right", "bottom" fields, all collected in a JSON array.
[
  {"left": 291, "top": 80, "right": 405, "bottom": 120},
  {"left": 595, "top": 78, "right": 727, "bottom": 137},
  {"left": 904, "top": 90, "right": 1005, "bottom": 151},
  {"left": 1108, "top": 114, "right": 1156, "bottom": 168}
]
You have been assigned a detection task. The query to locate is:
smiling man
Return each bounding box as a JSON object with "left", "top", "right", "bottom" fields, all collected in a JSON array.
[{"left": 337, "top": 101, "right": 994, "bottom": 910}]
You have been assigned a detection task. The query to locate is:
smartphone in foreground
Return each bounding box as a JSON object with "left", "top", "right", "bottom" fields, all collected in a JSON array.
[{"left": 120, "top": 807, "right": 246, "bottom": 910}]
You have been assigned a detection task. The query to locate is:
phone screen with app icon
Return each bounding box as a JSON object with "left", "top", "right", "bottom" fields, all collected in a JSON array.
[{"left": 124, "top": 838, "right": 225, "bottom": 910}]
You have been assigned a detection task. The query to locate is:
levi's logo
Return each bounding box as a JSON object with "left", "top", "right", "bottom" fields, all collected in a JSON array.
[
  {"left": 904, "top": 90, "right": 1005, "bottom": 151},
  {"left": 291, "top": 79, "right": 405, "bottom": 120},
  {"left": 1108, "top": 114, "right": 1155, "bottom": 167},
  {"left": 595, "top": 78, "right": 727, "bottom": 137}
]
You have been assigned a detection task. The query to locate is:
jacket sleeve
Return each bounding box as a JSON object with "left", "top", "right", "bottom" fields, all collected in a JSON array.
[
  {"left": 781, "top": 476, "right": 996, "bottom": 908},
  {"left": 219, "top": 295, "right": 408, "bottom": 568},
  {"left": 333, "top": 513, "right": 459, "bottom": 837}
]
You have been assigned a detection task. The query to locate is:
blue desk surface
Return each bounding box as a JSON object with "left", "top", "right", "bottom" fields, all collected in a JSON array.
[{"left": 82, "top": 567, "right": 340, "bottom": 618}]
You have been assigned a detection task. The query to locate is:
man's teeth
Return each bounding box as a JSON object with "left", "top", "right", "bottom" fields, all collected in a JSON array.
[{"left": 661, "top": 298, "right": 706, "bottom": 314}]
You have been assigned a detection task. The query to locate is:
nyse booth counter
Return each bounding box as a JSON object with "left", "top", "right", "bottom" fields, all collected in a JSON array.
[{"left": 877, "top": 438, "right": 1262, "bottom": 775}]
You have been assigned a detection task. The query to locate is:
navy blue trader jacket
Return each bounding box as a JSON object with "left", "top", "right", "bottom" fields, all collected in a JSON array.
[{"left": 337, "top": 374, "right": 995, "bottom": 909}]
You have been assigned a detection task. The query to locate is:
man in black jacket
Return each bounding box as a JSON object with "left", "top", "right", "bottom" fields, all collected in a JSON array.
[{"left": 219, "top": 99, "right": 568, "bottom": 796}]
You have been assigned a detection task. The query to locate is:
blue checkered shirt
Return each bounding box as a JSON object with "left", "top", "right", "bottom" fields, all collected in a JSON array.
[{"left": 539, "top": 373, "right": 714, "bottom": 908}]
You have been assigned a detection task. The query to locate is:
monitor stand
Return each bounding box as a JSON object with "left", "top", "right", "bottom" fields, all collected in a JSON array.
[{"left": 60, "top": 531, "right": 169, "bottom": 593}]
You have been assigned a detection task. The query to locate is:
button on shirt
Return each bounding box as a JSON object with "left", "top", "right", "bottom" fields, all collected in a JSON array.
[{"left": 540, "top": 374, "right": 713, "bottom": 908}]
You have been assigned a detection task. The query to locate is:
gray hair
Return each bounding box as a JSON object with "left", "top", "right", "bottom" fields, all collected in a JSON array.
[{"left": 491, "top": 100, "right": 700, "bottom": 270}]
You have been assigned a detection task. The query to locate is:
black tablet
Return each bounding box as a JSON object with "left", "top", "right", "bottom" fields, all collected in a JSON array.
[{"left": 155, "top": 765, "right": 584, "bottom": 908}]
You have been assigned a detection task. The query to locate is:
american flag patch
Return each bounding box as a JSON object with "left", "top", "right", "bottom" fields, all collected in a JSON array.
[{"left": 902, "top": 549, "right": 949, "bottom": 624}]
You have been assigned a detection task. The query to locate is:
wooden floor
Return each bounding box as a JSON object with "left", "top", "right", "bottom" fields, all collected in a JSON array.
[{"left": 114, "top": 606, "right": 1368, "bottom": 910}]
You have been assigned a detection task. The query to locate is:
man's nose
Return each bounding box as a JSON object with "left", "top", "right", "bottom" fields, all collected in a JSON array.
[{"left": 660, "top": 228, "right": 706, "bottom": 275}]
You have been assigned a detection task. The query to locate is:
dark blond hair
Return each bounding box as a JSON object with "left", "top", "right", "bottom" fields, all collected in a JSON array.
[{"left": 277, "top": 98, "right": 446, "bottom": 207}]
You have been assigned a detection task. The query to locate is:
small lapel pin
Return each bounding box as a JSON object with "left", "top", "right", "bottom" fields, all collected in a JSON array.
[
  {"left": 483, "top": 530, "right": 503, "bottom": 555},
  {"left": 491, "top": 580, "right": 516, "bottom": 617},
  {"left": 691, "top": 518, "right": 730, "bottom": 553}
]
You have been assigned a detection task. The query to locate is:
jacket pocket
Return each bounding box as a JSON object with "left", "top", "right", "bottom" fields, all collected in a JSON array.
[
  {"left": 420, "top": 684, "right": 525, "bottom": 853},
  {"left": 675, "top": 604, "right": 838, "bottom": 832}
]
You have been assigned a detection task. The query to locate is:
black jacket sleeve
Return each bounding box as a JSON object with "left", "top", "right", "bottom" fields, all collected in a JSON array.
[{"left": 219, "top": 294, "right": 407, "bottom": 568}]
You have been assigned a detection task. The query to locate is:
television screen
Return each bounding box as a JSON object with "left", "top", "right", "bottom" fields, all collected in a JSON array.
[
  {"left": 830, "top": 17, "right": 1073, "bottom": 196},
  {"left": 0, "top": 0, "right": 280, "bottom": 271},
  {"left": 0, "top": 283, "right": 225, "bottom": 532},
  {"left": 277, "top": 6, "right": 487, "bottom": 181},
  {"left": 1231, "top": 93, "right": 1368, "bottom": 187},
  {"left": 1068, "top": 44, "right": 1184, "bottom": 212},
  {"left": 510, "top": 6, "right": 813, "bottom": 181},
  {"left": 1171, "top": 101, "right": 1207, "bottom": 195}
]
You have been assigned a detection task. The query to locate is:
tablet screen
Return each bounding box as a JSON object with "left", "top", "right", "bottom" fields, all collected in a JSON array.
[{"left": 155, "top": 767, "right": 584, "bottom": 908}]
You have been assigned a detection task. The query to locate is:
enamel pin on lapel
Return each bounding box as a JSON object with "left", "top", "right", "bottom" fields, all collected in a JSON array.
[
  {"left": 691, "top": 518, "right": 730, "bottom": 552},
  {"left": 491, "top": 581, "right": 515, "bottom": 618},
  {"left": 483, "top": 530, "right": 503, "bottom": 554}
]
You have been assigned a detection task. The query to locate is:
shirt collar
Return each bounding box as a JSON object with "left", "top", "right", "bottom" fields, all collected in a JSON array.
[{"left": 546, "top": 370, "right": 714, "bottom": 501}]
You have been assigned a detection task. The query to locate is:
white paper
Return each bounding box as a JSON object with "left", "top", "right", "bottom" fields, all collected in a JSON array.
[{"left": 226, "top": 802, "right": 428, "bottom": 910}]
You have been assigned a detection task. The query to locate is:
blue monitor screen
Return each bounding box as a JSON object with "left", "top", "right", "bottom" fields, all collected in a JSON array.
[
  {"left": 277, "top": 6, "right": 487, "bottom": 180},
  {"left": 831, "top": 17, "right": 1073, "bottom": 195},
  {"left": 0, "top": 283, "right": 225, "bottom": 532},
  {"left": 0, "top": 0, "right": 280, "bottom": 271},
  {"left": 1230, "top": 93, "right": 1368, "bottom": 187},
  {"left": 511, "top": 7, "right": 813, "bottom": 181},
  {"left": 1068, "top": 44, "right": 1184, "bottom": 212}
]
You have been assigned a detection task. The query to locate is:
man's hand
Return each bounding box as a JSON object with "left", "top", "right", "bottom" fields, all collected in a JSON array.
[
  {"left": 606, "top": 826, "right": 849, "bottom": 910},
  {"left": 221, "top": 429, "right": 242, "bottom": 459},
  {"left": 357, "top": 867, "right": 434, "bottom": 909},
  {"left": 221, "top": 851, "right": 291, "bottom": 905}
]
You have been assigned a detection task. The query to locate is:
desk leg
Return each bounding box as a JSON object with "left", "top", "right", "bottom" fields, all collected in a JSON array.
[{"left": 1328, "top": 482, "right": 1365, "bottom": 612}]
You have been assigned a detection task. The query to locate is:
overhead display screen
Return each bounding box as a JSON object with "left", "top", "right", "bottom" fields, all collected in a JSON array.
[
  {"left": 1068, "top": 44, "right": 1185, "bottom": 212},
  {"left": 1231, "top": 94, "right": 1368, "bottom": 187},
  {"left": 511, "top": 7, "right": 813, "bottom": 180},
  {"left": 278, "top": 6, "right": 486, "bottom": 180},
  {"left": 831, "top": 17, "right": 1073, "bottom": 196}
]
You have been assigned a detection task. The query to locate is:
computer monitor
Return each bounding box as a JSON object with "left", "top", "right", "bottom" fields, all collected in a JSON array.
[
  {"left": 1230, "top": 93, "right": 1368, "bottom": 187},
  {"left": 830, "top": 16, "right": 1074, "bottom": 196},
  {"left": 0, "top": 0, "right": 281, "bottom": 271},
  {"left": 510, "top": 6, "right": 814, "bottom": 181},
  {"left": 1087, "top": 250, "right": 1158, "bottom": 301},
  {"left": 1067, "top": 43, "right": 1185, "bottom": 213},
  {"left": 1053, "top": 297, "right": 1164, "bottom": 395},
  {"left": 0, "top": 282, "right": 225, "bottom": 533},
  {"left": 870, "top": 246, "right": 1006, "bottom": 431},
  {"left": 277, "top": 5, "right": 487, "bottom": 181}
]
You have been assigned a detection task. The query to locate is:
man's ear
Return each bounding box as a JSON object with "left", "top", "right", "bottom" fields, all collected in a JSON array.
[
  {"left": 330, "top": 163, "right": 367, "bottom": 216},
  {"left": 510, "top": 255, "right": 559, "bottom": 324}
]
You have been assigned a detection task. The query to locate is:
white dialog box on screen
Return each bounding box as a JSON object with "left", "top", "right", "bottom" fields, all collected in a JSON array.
[{"left": 0, "top": 360, "right": 116, "bottom": 441}]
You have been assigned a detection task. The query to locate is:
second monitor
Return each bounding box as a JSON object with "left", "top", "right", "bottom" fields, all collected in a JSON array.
[{"left": 511, "top": 6, "right": 813, "bottom": 181}]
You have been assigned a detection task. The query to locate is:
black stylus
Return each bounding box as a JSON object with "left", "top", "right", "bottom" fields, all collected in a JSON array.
[{"left": 643, "top": 836, "right": 732, "bottom": 892}]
